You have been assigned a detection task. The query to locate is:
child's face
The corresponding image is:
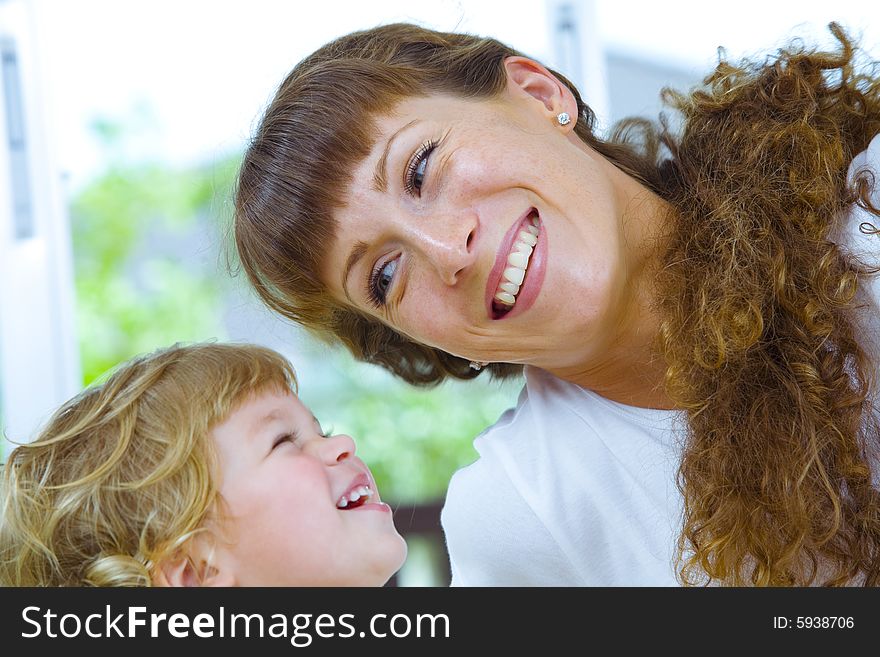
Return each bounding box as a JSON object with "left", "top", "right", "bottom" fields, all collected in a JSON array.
[{"left": 207, "top": 388, "right": 407, "bottom": 586}]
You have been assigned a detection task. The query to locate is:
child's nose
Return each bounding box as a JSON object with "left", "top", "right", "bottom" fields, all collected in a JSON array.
[{"left": 316, "top": 433, "right": 356, "bottom": 464}]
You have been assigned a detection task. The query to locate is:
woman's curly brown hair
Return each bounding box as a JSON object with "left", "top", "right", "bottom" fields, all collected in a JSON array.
[
  {"left": 233, "top": 22, "right": 880, "bottom": 585},
  {"left": 653, "top": 25, "right": 880, "bottom": 585}
]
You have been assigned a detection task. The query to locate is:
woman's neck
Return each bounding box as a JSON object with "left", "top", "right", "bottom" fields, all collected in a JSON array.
[
  {"left": 547, "top": 166, "right": 677, "bottom": 411},
  {"left": 546, "top": 307, "right": 676, "bottom": 411},
  {"left": 562, "top": 360, "right": 675, "bottom": 411}
]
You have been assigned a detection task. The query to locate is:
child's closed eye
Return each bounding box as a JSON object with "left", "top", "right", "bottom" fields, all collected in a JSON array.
[
  {"left": 313, "top": 415, "right": 332, "bottom": 438},
  {"left": 271, "top": 432, "right": 299, "bottom": 450}
]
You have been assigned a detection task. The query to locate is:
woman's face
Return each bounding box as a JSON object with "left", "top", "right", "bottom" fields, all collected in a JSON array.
[{"left": 322, "top": 75, "right": 647, "bottom": 373}]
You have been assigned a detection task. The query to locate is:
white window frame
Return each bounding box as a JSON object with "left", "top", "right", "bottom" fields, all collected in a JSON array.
[
  {"left": 546, "top": 0, "right": 610, "bottom": 133},
  {"left": 1, "top": 0, "right": 79, "bottom": 453}
]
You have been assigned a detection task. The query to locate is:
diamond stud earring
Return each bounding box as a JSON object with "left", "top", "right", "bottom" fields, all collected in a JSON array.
[
  {"left": 469, "top": 361, "right": 487, "bottom": 371},
  {"left": 557, "top": 112, "right": 571, "bottom": 126}
]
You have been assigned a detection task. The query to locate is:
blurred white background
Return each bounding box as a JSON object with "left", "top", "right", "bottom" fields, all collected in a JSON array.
[{"left": 26, "top": 0, "right": 880, "bottom": 193}]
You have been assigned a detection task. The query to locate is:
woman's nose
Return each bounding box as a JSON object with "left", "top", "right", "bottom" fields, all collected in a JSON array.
[
  {"left": 412, "top": 209, "right": 478, "bottom": 285},
  {"left": 308, "top": 433, "right": 356, "bottom": 464}
]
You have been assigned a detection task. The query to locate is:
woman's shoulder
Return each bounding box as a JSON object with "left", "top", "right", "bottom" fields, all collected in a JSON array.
[
  {"left": 846, "top": 132, "right": 880, "bottom": 222},
  {"left": 848, "top": 133, "right": 880, "bottom": 184},
  {"left": 837, "top": 133, "right": 880, "bottom": 265},
  {"left": 467, "top": 367, "right": 592, "bottom": 456},
  {"left": 836, "top": 132, "right": 880, "bottom": 394},
  {"left": 479, "top": 366, "right": 683, "bottom": 441},
  {"left": 461, "top": 366, "right": 684, "bottom": 475}
]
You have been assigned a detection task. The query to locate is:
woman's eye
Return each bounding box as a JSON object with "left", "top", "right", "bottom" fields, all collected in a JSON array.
[
  {"left": 405, "top": 140, "right": 437, "bottom": 196},
  {"left": 367, "top": 258, "right": 398, "bottom": 307},
  {"left": 410, "top": 157, "right": 428, "bottom": 193}
]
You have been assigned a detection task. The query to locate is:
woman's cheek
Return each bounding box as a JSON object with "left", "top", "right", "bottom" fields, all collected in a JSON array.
[
  {"left": 396, "top": 298, "right": 457, "bottom": 352},
  {"left": 401, "top": 307, "right": 440, "bottom": 344}
]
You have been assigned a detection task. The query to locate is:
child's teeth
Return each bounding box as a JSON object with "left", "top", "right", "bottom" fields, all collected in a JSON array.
[
  {"left": 527, "top": 224, "right": 539, "bottom": 236},
  {"left": 338, "top": 485, "right": 373, "bottom": 508}
]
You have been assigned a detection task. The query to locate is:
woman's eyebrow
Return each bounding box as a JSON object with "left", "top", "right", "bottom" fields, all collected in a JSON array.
[
  {"left": 342, "top": 240, "right": 369, "bottom": 302},
  {"left": 372, "top": 119, "right": 420, "bottom": 192}
]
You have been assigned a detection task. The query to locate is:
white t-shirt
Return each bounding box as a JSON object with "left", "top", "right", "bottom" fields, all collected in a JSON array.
[{"left": 441, "top": 133, "right": 880, "bottom": 586}]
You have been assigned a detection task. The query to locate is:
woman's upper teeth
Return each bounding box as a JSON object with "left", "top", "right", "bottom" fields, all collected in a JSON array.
[{"left": 495, "top": 217, "right": 540, "bottom": 307}]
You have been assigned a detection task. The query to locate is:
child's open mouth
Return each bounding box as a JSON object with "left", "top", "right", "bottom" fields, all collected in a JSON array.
[{"left": 336, "top": 484, "right": 374, "bottom": 510}]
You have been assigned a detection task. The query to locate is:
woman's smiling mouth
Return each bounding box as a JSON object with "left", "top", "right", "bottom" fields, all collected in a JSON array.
[
  {"left": 493, "top": 213, "right": 540, "bottom": 314},
  {"left": 487, "top": 209, "right": 543, "bottom": 320}
]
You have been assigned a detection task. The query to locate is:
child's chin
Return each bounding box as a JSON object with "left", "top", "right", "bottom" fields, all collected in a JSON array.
[
  {"left": 368, "top": 537, "right": 409, "bottom": 587},
  {"left": 390, "top": 535, "right": 408, "bottom": 575}
]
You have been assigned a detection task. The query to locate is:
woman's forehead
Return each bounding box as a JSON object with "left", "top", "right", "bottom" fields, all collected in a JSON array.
[{"left": 373, "top": 94, "right": 495, "bottom": 127}]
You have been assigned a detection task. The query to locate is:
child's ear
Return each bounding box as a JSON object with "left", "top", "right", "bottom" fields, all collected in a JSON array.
[
  {"left": 153, "top": 555, "right": 202, "bottom": 587},
  {"left": 193, "top": 562, "right": 236, "bottom": 587},
  {"left": 153, "top": 551, "right": 236, "bottom": 587}
]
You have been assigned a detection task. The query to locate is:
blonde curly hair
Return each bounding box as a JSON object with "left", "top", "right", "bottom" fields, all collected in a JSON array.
[{"left": 0, "top": 342, "right": 296, "bottom": 586}]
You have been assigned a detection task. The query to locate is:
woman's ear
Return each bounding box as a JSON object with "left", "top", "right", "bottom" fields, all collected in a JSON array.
[{"left": 502, "top": 56, "right": 577, "bottom": 121}]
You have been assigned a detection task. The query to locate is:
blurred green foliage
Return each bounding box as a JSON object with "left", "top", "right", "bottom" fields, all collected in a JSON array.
[
  {"left": 69, "top": 118, "right": 522, "bottom": 503},
  {"left": 301, "top": 350, "right": 522, "bottom": 502},
  {"left": 71, "top": 154, "right": 240, "bottom": 383}
]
